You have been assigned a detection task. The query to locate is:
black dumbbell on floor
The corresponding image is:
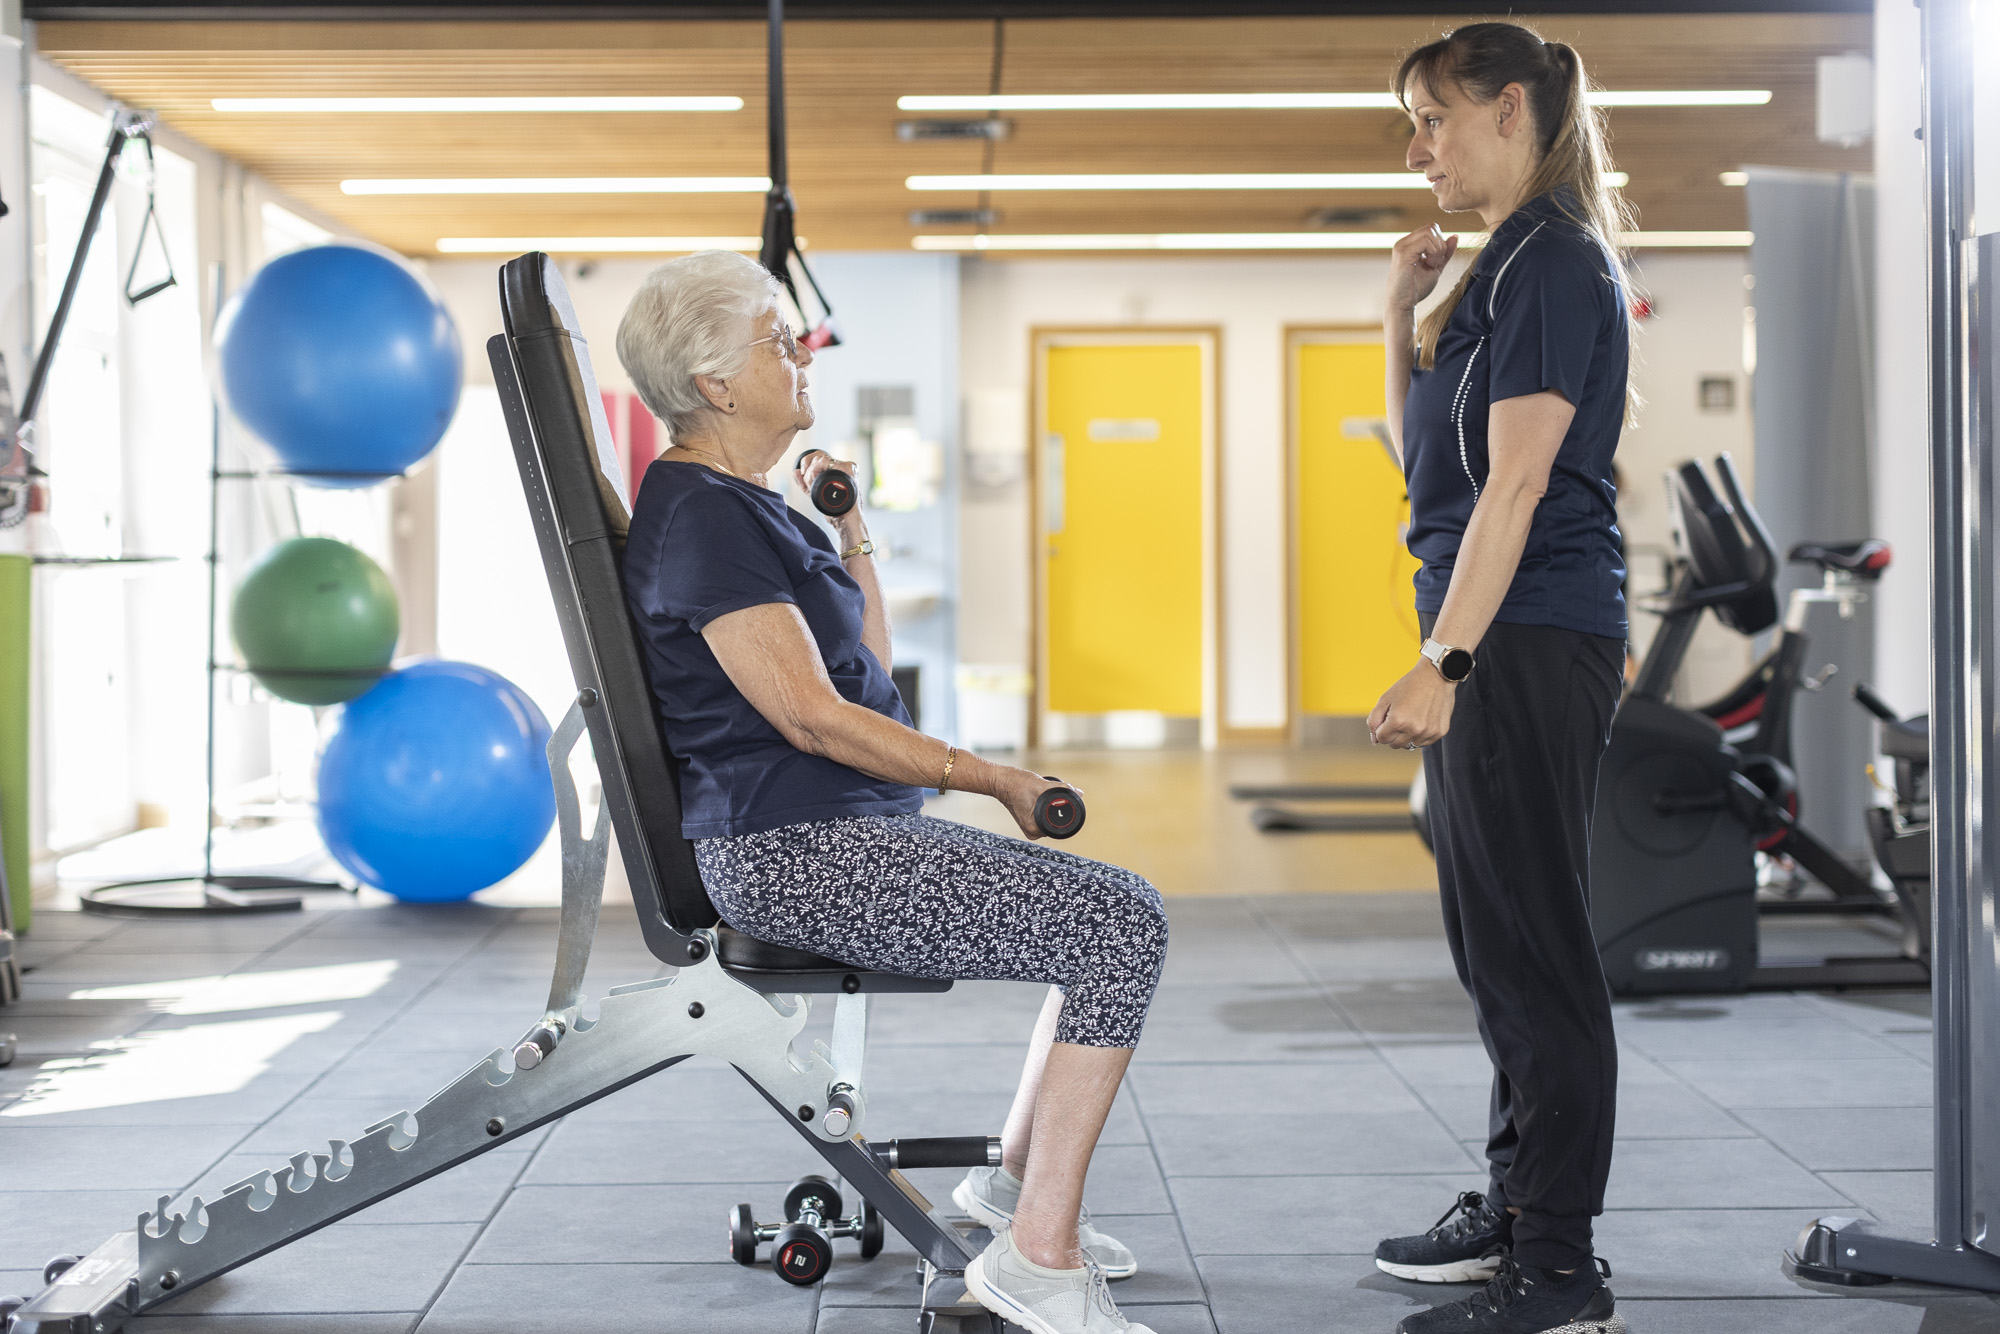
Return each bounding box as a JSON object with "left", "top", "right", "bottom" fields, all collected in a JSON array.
[{"left": 729, "top": 1175, "right": 883, "bottom": 1286}]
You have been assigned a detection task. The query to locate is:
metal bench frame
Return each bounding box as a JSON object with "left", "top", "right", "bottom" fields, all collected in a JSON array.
[{"left": 3, "top": 254, "right": 1002, "bottom": 1334}]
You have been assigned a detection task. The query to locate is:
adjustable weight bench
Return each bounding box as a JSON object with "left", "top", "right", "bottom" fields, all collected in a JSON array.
[{"left": 1, "top": 253, "right": 1007, "bottom": 1334}]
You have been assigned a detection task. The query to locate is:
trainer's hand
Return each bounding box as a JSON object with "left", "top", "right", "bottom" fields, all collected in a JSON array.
[
  {"left": 1368, "top": 662, "right": 1456, "bottom": 750},
  {"left": 995, "top": 768, "right": 1082, "bottom": 841},
  {"left": 1387, "top": 224, "right": 1459, "bottom": 314}
]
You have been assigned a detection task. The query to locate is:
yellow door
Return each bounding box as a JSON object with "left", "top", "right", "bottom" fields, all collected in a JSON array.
[
  {"left": 1042, "top": 342, "right": 1205, "bottom": 716},
  {"left": 1296, "top": 338, "right": 1423, "bottom": 716}
]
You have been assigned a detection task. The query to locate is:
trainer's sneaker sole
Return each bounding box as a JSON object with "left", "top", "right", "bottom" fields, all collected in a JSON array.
[
  {"left": 1538, "top": 1317, "right": 1624, "bottom": 1334},
  {"left": 1375, "top": 1254, "right": 1507, "bottom": 1284},
  {"left": 953, "top": 1178, "right": 1014, "bottom": 1230}
]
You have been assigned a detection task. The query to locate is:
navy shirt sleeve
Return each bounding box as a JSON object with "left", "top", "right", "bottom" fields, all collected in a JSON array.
[
  {"left": 640, "top": 487, "right": 798, "bottom": 632},
  {"left": 1485, "top": 235, "right": 1607, "bottom": 409}
]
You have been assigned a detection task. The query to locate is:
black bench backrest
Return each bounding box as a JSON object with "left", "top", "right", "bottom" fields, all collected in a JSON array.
[
  {"left": 1668, "top": 454, "right": 1780, "bottom": 636},
  {"left": 489, "top": 252, "right": 714, "bottom": 965}
]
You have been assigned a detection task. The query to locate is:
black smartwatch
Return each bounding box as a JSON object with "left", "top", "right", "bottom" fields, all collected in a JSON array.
[{"left": 1420, "top": 637, "right": 1475, "bottom": 683}]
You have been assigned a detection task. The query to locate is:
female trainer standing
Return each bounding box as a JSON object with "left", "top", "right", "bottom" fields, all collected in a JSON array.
[{"left": 1365, "top": 23, "right": 1631, "bottom": 1334}]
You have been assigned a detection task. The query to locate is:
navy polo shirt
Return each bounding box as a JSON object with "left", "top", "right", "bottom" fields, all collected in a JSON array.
[
  {"left": 623, "top": 460, "right": 922, "bottom": 839},
  {"left": 1402, "top": 189, "right": 1629, "bottom": 638}
]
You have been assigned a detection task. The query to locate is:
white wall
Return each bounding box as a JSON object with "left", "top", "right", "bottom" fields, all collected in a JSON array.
[
  {"left": 1621, "top": 252, "right": 1759, "bottom": 700},
  {"left": 1872, "top": 0, "right": 1928, "bottom": 719},
  {"left": 960, "top": 255, "right": 1394, "bottom": 735},
  {"left": 959, "top": 250, "right": 1758, "bottom": 734}
]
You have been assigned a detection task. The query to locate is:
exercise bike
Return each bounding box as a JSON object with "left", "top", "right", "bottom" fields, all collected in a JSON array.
[{"left": 1589, "top": 454, "right": 1929, "bottom": 995}]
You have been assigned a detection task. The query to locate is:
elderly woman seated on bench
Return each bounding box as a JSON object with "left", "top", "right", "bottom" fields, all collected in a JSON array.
[{"left": 614, "top": 250, "right": 1169, "bottom": 1334}]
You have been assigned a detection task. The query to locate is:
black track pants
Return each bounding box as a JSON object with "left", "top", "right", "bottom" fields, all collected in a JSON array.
[{"left": 1419, "top": 614, "right": 1624, "bottom": 1271}]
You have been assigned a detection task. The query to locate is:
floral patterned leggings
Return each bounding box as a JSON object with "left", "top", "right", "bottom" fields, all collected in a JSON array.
[{"left": 694, "top": 813, "right": 1168, "bottom": 1047}]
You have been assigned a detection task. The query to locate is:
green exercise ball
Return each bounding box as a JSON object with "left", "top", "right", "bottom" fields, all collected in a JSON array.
[{"left": 231, "top": 537, "right": 400, "bottom": 706}]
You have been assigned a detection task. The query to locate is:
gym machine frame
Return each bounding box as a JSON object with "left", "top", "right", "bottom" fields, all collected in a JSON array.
[
  {"left": 0, "top": 253, "right": 1011, "bottom": 1334},
  {"left": 1790, "top": 0, "right": 2000, "bottom": 1292}
]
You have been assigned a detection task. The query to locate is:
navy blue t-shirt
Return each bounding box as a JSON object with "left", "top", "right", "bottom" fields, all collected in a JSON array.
[
  {"left": 1402, "top": 189, "right": 1629, "bottom": 637},
  {"left": 623, "top": 460, "right": 922, "bottom": 839}
]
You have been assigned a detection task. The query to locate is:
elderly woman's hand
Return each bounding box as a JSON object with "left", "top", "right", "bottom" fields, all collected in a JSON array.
[
  {"left": 994, "top": 768, "right": 1085, "bottom": 841},
  {"left": 794, "top": 449, "right": 867, "bottom": 534}
]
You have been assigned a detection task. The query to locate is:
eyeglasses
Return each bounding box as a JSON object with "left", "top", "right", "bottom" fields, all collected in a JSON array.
[{"left": 747, "top": 324, "right": 804, "bottom": 363}]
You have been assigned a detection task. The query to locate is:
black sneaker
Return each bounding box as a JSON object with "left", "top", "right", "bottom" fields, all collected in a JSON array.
[
  {"left": 1396, "top": 1256, "right": 1623, "bottom": 1334},
  {"left": 1375, "top": 1190, "right": 1513, "bottom": 1283}
]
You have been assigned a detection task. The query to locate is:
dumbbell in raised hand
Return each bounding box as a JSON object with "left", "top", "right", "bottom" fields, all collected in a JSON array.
[{"left": 798, "top": 451, "right": 857, "bottom": 517}]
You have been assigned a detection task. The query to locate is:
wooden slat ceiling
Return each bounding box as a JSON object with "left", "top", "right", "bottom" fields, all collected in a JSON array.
[{"left": 35, "top": 13, "right": 1872, "bottom": 256}]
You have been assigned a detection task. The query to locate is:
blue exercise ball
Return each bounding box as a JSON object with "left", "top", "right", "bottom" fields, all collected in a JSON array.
[
  {"left": 316, "top": 660, "right": 553, "bottom": 902},
  {"left": 216, "top": 243, "right": 462, "bottom": 487}
]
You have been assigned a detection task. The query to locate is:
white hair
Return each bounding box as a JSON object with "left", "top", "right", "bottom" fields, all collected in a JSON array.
[{"left": 615, "top": 250, "right": 781, "bottom": 441}]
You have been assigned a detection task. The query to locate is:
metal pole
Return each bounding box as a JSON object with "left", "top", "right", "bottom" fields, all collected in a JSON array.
[
  {"left": 766, "top": 0, "right": 786, "bottom": 191},
  {"left": 1923, "top": 0, "right": 1975, "bottom": 1255},
  {"left": 203, "top": 262, "right": 224, "bottom": 890}
]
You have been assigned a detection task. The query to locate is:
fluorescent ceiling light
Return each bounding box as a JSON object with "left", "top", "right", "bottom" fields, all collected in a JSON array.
[
  {"left": 911, "top": 230, "right": 1748, "bottom": 252},
  {"left": 1719, "top": 171, "right": 1750, "bottom": 186},
  {"left": 897, "top": 91, "right": 1769, "bottom": 112},
  {"left": 344, "top": 176, "right": 769, "bottom": 195},
  {"left": 212, "top": 96, "right": 743, "bottom": 113},
  {"left": 913, "top": 232, "right": 1452, "bottom": 251},
  {"left": 908, "top": 172, "right": 1627, "bottom": 191},
  {"left": 436, "top": 236, "right": 767, "bottom": 253}
]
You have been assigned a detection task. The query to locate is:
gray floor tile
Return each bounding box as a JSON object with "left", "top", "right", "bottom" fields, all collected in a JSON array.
[
  {"left": 1170, "top": 1173, "right": 1485, "bottom": 1256},
  {"left": 1374, "top": 1041, "right": 1491, "bottom": 1086},
  {"left": 1197, "top": 1253, "right": 1439, "bottom": 1334},
  {"left": 469, "top": 1183, "right": 786, "bottom": 1265},
  {"left": 146, "top": 1223, "right": 477, "bottom": 1314},
  {"left": 1616, "top": 1296, "right": 1997, "bottom": 1332},
  {"left": 1128, "top": 1060, "right": 1420, "bottom": 1117},
  {"left": 423, "top": 1261, "right": 817, "bottom": 1334},
  {"left": 1159, "top": 941, "right": 1311, "bottom": 987},
  {"left": 1594, "top": 1207, "right": 1849, "bottom": 1298},
  {"left": 1603, "top": 1139, "right": 1852, "bottom": 1210},
  {"left": 1817, "top": 1170, "right": 1935, "bottom": 1232},
  {"left": 1606, "top": 1081, "right": 1756, "bottom": 1140},
  {"left": 867, "top": 983, "right": 1052, "bottom": 1047},
  {"left": 1616, "top": 1016, "right": 1900, "bottom": 1061},
  {"left": 1149, "top": 1111, "right": 1472, "bottom": 1178},
  {"left": 0, "top": 1124, "right": 254, "bottom": 1192},
  {"left": 520, "top": 1112, "right": 830, "bottom": 1185},
  {"left": 1287, "top": 937, "right": 1461, "bottom": 982},
  {"left": 559, "top": 1059, "right": 769, "bottom": 1125},
  {"left": 0, "top": 1065, "right": 324, "bottom": 1128},
  {"left": 1663, "top": 1057, "right": 1933, "bottom": 1109},
  {"left": 1323, "top": 979, "right": 1479, "bottom": 1039},
  {"left": 22, "top": 953, "right": 270, "bottom": 985},
  {"left": 1735, "top": 1106, "right": 1934, "bottom": 1171},
  {"left": 1882, "top": 1030, "right": 1936, "bottom": 1064}
]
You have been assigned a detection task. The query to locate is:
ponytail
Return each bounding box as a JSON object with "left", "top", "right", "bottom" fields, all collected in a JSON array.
[{"left": 1394, "top": 23, "right": 1639, "bottom": 418}]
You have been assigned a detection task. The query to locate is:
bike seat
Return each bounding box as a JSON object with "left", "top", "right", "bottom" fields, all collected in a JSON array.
[
  {"left": 1787, "top": 539, "right": 1892, "bottom": 580},
  {"left": 1879, "top": 712, "right": 1929, "bottom": 763}
]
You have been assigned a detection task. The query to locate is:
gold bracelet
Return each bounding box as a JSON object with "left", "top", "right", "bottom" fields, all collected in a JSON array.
[{"left": 939, "top": 745, "right": 958, "bottom": 792}]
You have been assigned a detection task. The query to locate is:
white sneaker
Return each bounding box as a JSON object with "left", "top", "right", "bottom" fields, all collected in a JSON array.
[
  {"left": 963, "top": 1227, "right": 1157, "bottom": 1334},
  {"left": 953, "top": 1166, "right": 1139, "bottom": 1279}
]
